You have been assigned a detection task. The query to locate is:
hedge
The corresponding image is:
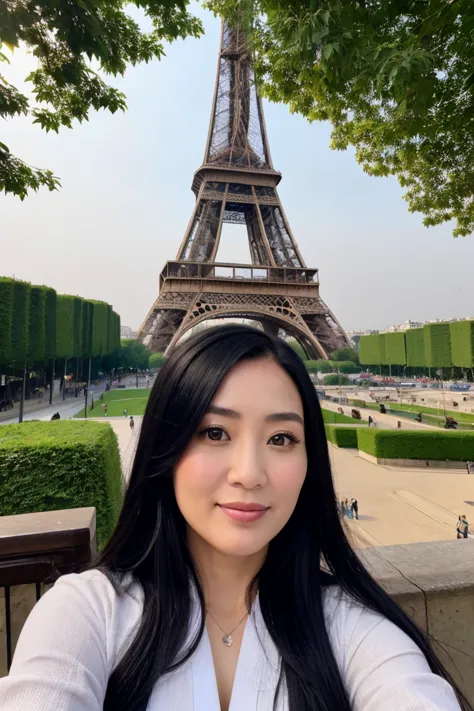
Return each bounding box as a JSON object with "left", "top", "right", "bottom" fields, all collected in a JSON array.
[
  {"left": 325, "top": 425, "right": 358, "bottom": 448},
  {"left": 450, "top": 320, "right": 474, "bottom": 368},
  {"left": 27, "top": 285, "right": 46, "bottom": 364},
  {"left": 44, "top": 288, "right": 57, "bottom": 361},
  {"left": 322, "top": 408, "right": 359, "bottom": 424},
  {"left": 384, "top": 332, "right": 406, "bottom": 366},
  {"left": 406, "top": 328, "right": 425, "bottom": 367},
  {"left": 379, "top": 334, "right": 387, "bottom": 365},
  {"left": 359, "top": 334, "right": 381, "bottom": 365},
  {"left": 10, "top": 280, "right": 30, "bottom": 364},
  {"left": 424, "top": 323, "right": 452, "bottom": 368},
  {"left": 0, "top": 421, "right": 123, "bottom": 547},
  {"left": 82, "top": 300, "right": 94, "bottom": 358},
  {"left": 72, "top": 297, "right": 83, "bottom": 357},
  {"left": 91, "top": 300, "right": 109, "bottom": 356},
  {"left": 357, "top": 428, "right": 474, "bottom": 462},
  {"left": 0, "top": 277, "right": 14, "bottom": 365},
  {"left": 56, "top": 295, "right": 75, "bottom": 358}
]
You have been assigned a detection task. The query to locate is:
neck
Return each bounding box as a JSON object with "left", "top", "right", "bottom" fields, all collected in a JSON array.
[{"left": 187, "top": 528, "right": 266, "bottom": 615}]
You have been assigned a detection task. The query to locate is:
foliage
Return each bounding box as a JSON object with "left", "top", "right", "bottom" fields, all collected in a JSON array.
[
  {"left": 55, "top": 294, "right": 75, "bottom": 359},
  {"left": 359, "top": 334, "right": 381, "bottom": 366},
  {"left": 424, "top": 323, "right": 452, "bottom": 368},
  {"left": 27, "top": 285, "right": 46, "bottom": 364},
  {"left": 1, "top": 1, "right": 203, "bottom": 198},
  {"left": 44, "top": 287, "right": 57, "bottom": 361},
  {"left": 325, "top": 425, "right": 358, "bottom": 448},
  {"left": 322, "top": 408, "right": 362, "bottom": 424},
  {"left": 357, "top": 428, "right": 474, "bottom": 462},
  {"left": 10, "top": 279, "right": 30, "bottom": 363},
  {"left": 406, "top": 328, "right": 425, "bottom": 367},
  {"left": 0, "top": 277, "right": 14, "bottom": 365},
  {"left": 305, "top": 359, "right": 333, "bottom": 373},
  {"left": 384, "top": 332, "right": 406, "bottom": 366},
  {"left": 0, "top": 421, "right": 123, "bottom": 546},
  {"left": 149, "top": 352, "right": 166, "bottom": 369},
  {"left": 450, "top": 321, "right": 474, "bottom": 368},
  {"left": 208, "top": 0, "right": 474, "bottom": 237},
  {"left": 91, "top": 300, "right": 109, "bottom": 356},
  {"left": 286, "top": 338, "right": 306, "bottom": 361},
  {"left": 336, "top": 360, "right": 361, "bottom": 374},
  {"left": 72, "top": 297, "right": 84, "bottom": 357},
  {"left": 323, "top": 373, "right": 350, "bottom": 386},
  {"left": 330, "top": 346, "right": 359, "bottom": 364},
  {"left": 118, "top": 339, "right": 150, "bottom": 371},
  {"left": 82, "top": 300, "right": 94, "bottom": 359}
]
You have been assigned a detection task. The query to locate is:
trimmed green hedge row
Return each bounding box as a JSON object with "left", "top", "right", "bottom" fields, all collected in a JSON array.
[
  {"left": 0, "top": 421, "right": 123, "bottom": 546},
  {"left": 325, "top": 425, "right": 358, "bottom": 448},
  {"left": 0, "top": 276, "right": 120, "bottom": 366},
  {"left": 357, "top": 428, "right": 474, "bottom": 462},
  {"left": 450, "top": 321, "right": 474, "bottom": 369},
  {"left": 322, "top": 408, "right": 357, "bottom": 424},
  {"left": 360, "top": 320, "right": 474, "bottom": 368}
]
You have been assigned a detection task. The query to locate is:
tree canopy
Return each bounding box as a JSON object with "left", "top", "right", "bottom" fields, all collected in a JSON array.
[
  {"left": 207, "top": 0, "right": 474, "bottom": 237},
  {"left": 1, "top": 0, "right": 202, "bottom": 198}
]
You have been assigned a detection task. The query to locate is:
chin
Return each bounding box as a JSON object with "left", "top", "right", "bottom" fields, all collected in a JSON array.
[{"left": 211, "top": 533, "right": 270, "bottom": 558}]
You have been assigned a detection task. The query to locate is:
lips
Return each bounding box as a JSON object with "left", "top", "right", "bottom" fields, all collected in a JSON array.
[{"left": 218, "top": 502, "right": 269, "bottom": 523}]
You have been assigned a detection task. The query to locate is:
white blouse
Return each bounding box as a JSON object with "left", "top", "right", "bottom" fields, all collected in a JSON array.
[{"left": 0, "top": 569, "right": 461, "bottom": 710}]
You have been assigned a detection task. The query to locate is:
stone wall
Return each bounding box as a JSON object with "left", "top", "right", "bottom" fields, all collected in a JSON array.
[
  {"left": 361, "top": 539, "right": 474, "bottom": 704},
  {"left": 1, "top": 539, "right": 473, "bottom": 704}
]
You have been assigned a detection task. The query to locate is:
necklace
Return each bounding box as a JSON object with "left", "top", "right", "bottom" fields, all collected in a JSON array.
[{"left": 206, "top": 608, "right": 249, "bottom": 647}]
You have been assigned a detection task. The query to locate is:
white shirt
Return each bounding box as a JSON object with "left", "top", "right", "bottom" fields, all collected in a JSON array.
[{"left": 0, "top": 569, "right": 461, "bottom": 710}]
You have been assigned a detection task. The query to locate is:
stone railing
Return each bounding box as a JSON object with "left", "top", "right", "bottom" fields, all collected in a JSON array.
[
  {"left": 0, "top": 507, "right": 96, "bottom": 675},
  {"left": 0, "top": 512, "right": 472, "bottom": 704},
  {"left": 360, "top": 539, "right": 474, "bottom": 703}
]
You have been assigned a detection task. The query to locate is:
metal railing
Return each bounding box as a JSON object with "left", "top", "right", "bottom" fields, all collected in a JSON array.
[
  {"left": 161, "top": 261, "right": 319, "bottom": 285},
  {"left": 0, "top": 508, "right": 96, "bottom": 674}
]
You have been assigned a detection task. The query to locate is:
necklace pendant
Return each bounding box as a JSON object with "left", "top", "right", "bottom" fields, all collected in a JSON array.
[{"left": 222, "top": 634, "right": 233, "bottom": 647}]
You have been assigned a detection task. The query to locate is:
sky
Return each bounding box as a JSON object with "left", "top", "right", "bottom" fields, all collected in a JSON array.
[{"left": 2, "top": 3, "right": 474, "bottom": 333}]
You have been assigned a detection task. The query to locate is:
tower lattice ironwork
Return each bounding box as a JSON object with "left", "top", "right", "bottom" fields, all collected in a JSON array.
[{"left": 138, "top": 21, "right": 348, "bottom": 358}]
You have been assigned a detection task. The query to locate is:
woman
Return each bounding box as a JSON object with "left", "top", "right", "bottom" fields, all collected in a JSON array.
[{"left": 0, "top": 325, "right": 468, "bottom": 711}]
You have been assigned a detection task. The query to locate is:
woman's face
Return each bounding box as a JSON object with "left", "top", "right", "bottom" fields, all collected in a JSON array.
[{"left": 173, "top": 357, "right": 307, "bottom": 558}]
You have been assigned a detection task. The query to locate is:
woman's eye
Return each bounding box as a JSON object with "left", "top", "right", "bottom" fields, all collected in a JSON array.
[
  {"left": 203, "top": 427, "right": 229, "bottom": 442},
  {"left": 269, "top": 433, "right": 296, "bottom": 447}
]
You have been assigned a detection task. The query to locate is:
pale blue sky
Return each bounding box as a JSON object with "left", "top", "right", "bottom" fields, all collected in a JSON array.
[{"left": 2, "top": 3, "right": 473, "bottom": 332}]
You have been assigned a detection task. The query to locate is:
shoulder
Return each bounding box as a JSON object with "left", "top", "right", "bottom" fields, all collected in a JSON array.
[{"left": 321, "top": 585, "right": 460, "bottom": 711}]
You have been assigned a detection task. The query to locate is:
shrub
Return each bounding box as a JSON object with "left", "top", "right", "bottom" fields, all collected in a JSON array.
[
  {"left": 359, "top": 334, "right": 381, "bottom": 365},
  {"left": 324, "top": 374, "right": 350, "bottom": 385},
  {"left": 357, "top": 428, "right": 474, "bottom": 462},
  {"left": 0, "top": 277, "right": 14, "bottom": 365},
  {"left": 0, "top": 421, "right": 123, "bottom": 547},
  {"left": 56, "top": 294, "right": 75, "bottom": 359},
  {"left": 450, "top": 320, "right": 474, "bottom": 368},
  {"left": 325, "top": 425, "right": 358, "bottom": 448},
  {"left": 322, "top": 408, "right": 358, "bottom": 424},
  {"left": 424, "top": 322, "right": 452, "bottom": 368},
  {"left": 149, "top": 352, "right": 166, "bottom": 369},
  {"left": 385, "top": 332, "right": 406, "bottom": 366},
  {"left": 10, "top": 279, "right": 30, "bottom": 363},
  {"left": 27, "top": 285, "right": 46, "bottom": 364},
  {"left": 406, "top": 328, "right": 425, "bottom": 367}
]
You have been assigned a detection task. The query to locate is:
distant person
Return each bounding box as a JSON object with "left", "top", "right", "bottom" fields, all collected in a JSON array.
[
  {"left": 345, "top": 498, "right": 353, "bottom": 519},
  {"left": 351, "top": 498, "right": 359, "bottom": 520},
  {"left": 50, "top": 412, "right": 60, "bottom": 421},
  {"left": 123, "top": 409, "right": 128, "bottom": 418},
  {"left": 467, "top": 461, "right": 473, "bottom": 475},
  {"left": 368, "top": 415, "right": 373, "bottom": 427},
  {"left": 340, "top": 500, "right": 346, "bottom": 517},
  {"left": 461, "top": 515, "right": 469, "bottom": 539},
  {"left": 129, "top": 416, "right": 135, "bottom": 432},
  {"left": 104, "top": 404, "right": 108, "bottom": 416},
  {"left": 456, "top": 516, "right": 463, "bottom": 539}
]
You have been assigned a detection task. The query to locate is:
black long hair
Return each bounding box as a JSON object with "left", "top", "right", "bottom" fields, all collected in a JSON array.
[{"left": 96, "top": 324, "right": 469, "bottom": 710}]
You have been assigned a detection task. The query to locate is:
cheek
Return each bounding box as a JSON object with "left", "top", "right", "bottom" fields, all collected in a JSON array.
[
  {"left": 269, "top": 451, "right": 307, "bottom": 504},
  {"left": 174, "top": 450, "right": 222, "bottom": 510}
]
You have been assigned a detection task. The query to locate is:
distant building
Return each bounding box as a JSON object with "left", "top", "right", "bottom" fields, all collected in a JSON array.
[{"left": 121, "top": 325, "right": 137, "bottom": 339}]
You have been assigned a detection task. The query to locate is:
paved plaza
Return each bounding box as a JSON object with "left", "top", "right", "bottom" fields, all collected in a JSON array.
[{"left": 331, "top": 445, "right": 473, "bottom": 547}]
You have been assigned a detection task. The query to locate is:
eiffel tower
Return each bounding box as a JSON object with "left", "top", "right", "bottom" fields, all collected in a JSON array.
[{"left": 138, "top": 21, "right": 348, "bottom": 358}]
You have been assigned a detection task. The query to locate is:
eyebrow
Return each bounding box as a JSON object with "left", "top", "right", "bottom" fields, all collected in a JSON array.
[{"left": 206, "top": 405, "right": 304, "bottom": 426}]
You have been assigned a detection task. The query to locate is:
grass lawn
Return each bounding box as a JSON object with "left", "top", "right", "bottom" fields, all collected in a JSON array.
[
  {"left": 74, "top": 388, "right": 151, "bottom": 418},
  {"left": 321, "top": 408, "right": 366, "bottom": 425}
]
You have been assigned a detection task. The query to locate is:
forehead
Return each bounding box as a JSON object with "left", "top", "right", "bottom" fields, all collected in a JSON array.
[{"left": 211, "top": 358, "right": 304, "bottom": 416}]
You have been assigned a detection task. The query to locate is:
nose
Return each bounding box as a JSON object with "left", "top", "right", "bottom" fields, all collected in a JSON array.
[{"left": 227, "top": 437, "right": 267, "bottom": 489}]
